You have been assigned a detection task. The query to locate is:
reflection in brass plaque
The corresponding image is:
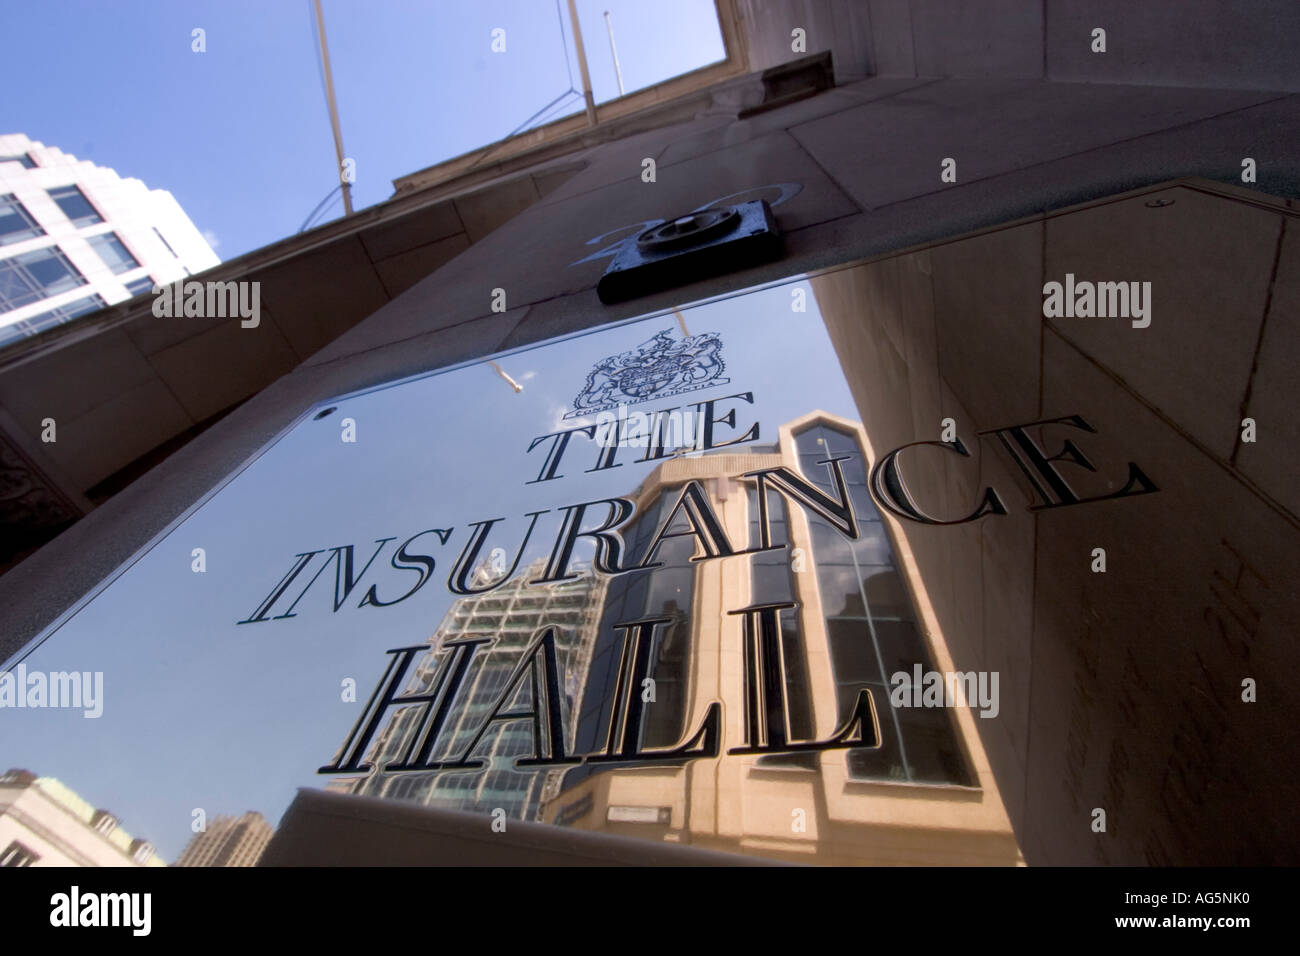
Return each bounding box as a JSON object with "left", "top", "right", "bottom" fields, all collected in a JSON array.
[
  {"left": 5, "top": 275, "right": 1010, "bottom": 865},
  {"left": 12, "top": 227, "right": 1252, "bottom": 866}
]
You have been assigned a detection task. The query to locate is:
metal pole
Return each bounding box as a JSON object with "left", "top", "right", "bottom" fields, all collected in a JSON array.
[
  {"left": 566, "top": 0, "right": 598, "bottom": 125},
  {"left": 312, "top": 0, "right": 353, "bottom": 216},
  {"left": 603, "top": 11, "right": 625, "bottom": 96}
]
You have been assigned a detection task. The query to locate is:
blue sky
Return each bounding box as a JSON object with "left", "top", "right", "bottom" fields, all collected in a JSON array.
[{"left": 1, "top": 0, "right": 726, "bottom": 260}]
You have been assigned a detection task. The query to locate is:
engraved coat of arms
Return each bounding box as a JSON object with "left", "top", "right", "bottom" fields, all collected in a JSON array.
[{"left": 565, "top": 329, "right": 729, "bottom": 418}]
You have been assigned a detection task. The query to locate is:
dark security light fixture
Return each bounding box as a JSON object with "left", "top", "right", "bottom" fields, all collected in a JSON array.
[
  {"left": 596, "top": 200, "right": 782, "bottom": 304},
  {"left": 638, "top": 208, "right": 742, "bottom": 251}
]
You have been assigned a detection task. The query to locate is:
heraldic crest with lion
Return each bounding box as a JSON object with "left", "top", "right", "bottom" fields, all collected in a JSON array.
[{"left": 564, "top": 329, "right": 730, "bottom": 419}]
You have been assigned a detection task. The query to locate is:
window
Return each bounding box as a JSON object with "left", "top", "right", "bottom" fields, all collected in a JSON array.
[
  {"left": 87, "top": 232, "right": 140, "bottom": 275},
  {"left": 125, "top": 275, "right": 155, "bottom": 296},
  {"left": 747, "top": 492, "right": 818, "bottom": 769},
  {"left": 0, "top": 246, "right": 87, "bottom": 312},
  {"left": 0, "top": 840, "right": 39, "bottom": 867},
  {"left": 562, "top": 494, "right": 699, "bottom": 797},
  {"left": 130, "top": 841, "right": 155, "bottom": 864},
  {"left": 92, "top": 811, "right": 118, "bottom": 835},
  {"left": 0, "top": 294, "right": 107, "bottom": 345},
  {"left": 0, "top": 194, "right": 45, "bottom": 246},
  {"left": 794, "top": 422, "right": 973, "bottom": 787},
  {"left": 0, "top": 154, "right": 36, "bottom": 169},
  {"left": 22, "top": 294, "right": 106, "bottom": 329},
  {"left": 48, "top": 184, "right": 102, "bottom": 227}
]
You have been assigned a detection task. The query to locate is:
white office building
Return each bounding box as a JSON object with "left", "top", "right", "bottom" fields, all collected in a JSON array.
[
  {"left": 0, "top": 133, "right": 218, "bottom": 345},
  {"left": 0, "top": 768, "right": 165, "bottom": 867}
]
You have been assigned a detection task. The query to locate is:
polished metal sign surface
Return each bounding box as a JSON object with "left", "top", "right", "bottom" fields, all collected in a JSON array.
[
  {"left": 1, "top": 257, "right": 1184, "bottom": 866},
  {"left": 7, "top": 184, "right": 1297, "bottom": 868}
]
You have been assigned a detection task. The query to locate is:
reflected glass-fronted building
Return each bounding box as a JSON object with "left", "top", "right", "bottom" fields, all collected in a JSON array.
[
  {"left": 332, "top": 560, "right": 609, "bottom": 822},
  {"left": 540, "top": 413, "right": 1010, "bottom": 864}
]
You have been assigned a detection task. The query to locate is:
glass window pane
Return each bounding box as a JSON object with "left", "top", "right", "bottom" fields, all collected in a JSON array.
[
  {"left": 810, "top": 520, "right": 865, "bottom": 566},
  {"left": 0, "top": 247, "right": 87, "bottom": 312},
  {"left": 816, "top": 563, "right": 866, "bottom": 617},
  {"left": 861, "top": 566, "right": 910, "bottom": 619},
  {"left": 836, "top": 450, "right": 868, "bottom": 486},
  {"left": 8, "top": 293, "right": 105, "bottom": 336},
  {"left": 751, "top": 562, "right": 793, "bottom": 602},
  {"left": 26, "top": 250, "right": 80, "bottom": 291},
  {"left": 846, "top": 691, "right": 911, "bottom": 782},
  {"left": 888, "top": 704, "right": 974, "bottom": 786},
  {"left": 642, "top": 608, "right": 690, "bottom": 750},
  {"left": 793, "top": 420, "right": 973, "bottom": 787},
  {"left": 87, "top": 232, "right": 140, "bottom": 275},
  {"left": 778, "top": 608, "right": 814, "bottom": 741},
  {"left": 798, "top": 454, "right": 836, "bottom": 490},
  {"left": 871, "top": 619, "right": 927, "bottom": 678},
  {"left": 0, "top": 194, "right": 45, "bottom": 246},
  {"left": 827, "top": 617, "right": 887, "bottom": 688},
  {"left": 60, "top": 294, "right": 106, "bottom": 319},
  {"left": 821, "top": 428, "right": 859, "bottom": 456},
  {"left": 49, "top": 185, "right": 102, "bottom": 227},
  {"left": 849, "top": 484, "right": 880, "bottom": 522},
  {"left": 0, "top": 262, "right": 34, "bottom": 310},
  {"left": 125, "top": 276, "right": 155, "bottom": 297}
]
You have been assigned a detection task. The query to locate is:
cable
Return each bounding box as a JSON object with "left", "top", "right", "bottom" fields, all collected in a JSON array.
[
  {"left": 509, "top": 89, "right": 581, "bottom": 138},
  {"left": 299, "top": 184, "right": 342, "bottom": 233},
  {"left": 524, "top": 89, "right": 584, "bottom": 132},
  {"left": 306, "top": 192, "right": 342, "bottom": 231},
  {"left": 555, "top": 0, "right": 575, "bottom": 90},
  {"left": 464, "top": 88, "right": 582, "bottom": 174}
]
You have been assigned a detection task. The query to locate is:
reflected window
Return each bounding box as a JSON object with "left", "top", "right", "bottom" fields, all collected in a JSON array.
[
  {"left": 0, "top": 194, "right": 44, "bottom": 246},
  {"left": 49, "top": 184, "right": 102, "bottom": 227},
  {"left": 341, "top": 560, "right": 609, "bottom": 823},
  {"left": 87, "top": 232, "right": 139, "bottom": 275},
  {"left": 794, "top": 422, "right": 972, "bottom": 786},
  {"left": 0, "top": 840, "right": 39, "bottom": 867},
  {"left": 125, "top": 275, "right": 154, "bottom": 297},
  {"left": 0, "top": 246, "right": 87, "bottom": 312},
  {"left": 0, "top": 293, "right": 105, "bottom": 343},
  {"left": 567, "top": 490, "right": 698, "bottom": 787},
  {"left": 747, "top": 491, "right": 816, "bottom": 768}
]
